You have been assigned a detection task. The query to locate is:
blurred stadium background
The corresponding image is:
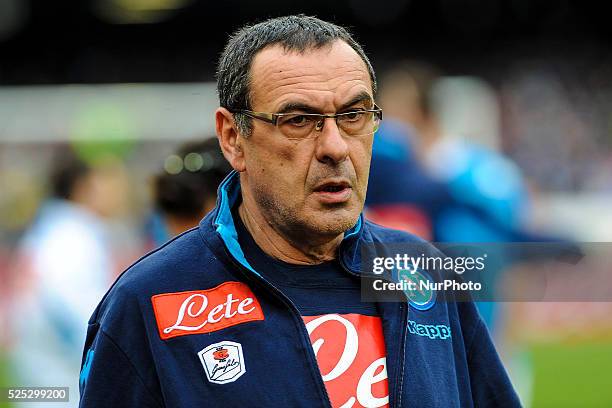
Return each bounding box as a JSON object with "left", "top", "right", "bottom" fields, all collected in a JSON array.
[{"left": 1, "top": 1, "right": 612, "bottom": 407}]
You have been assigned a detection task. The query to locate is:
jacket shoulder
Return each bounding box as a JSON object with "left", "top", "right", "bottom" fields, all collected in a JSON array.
[{"left": 90, "top": 227, "right": 227, "bottom": 326}]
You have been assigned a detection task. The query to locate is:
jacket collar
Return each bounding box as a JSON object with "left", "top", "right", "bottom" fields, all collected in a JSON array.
[{"left": 209, "top": 170, "right": 364, "bottom": 276}]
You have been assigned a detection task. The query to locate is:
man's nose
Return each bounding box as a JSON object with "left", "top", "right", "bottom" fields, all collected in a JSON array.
[{"left": 314, "top": 118, "right": 349, "bottom": 164}]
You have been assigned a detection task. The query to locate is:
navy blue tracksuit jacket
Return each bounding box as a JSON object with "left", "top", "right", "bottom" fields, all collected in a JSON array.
[{"left": 79, "top": 171, "right": 520, "bottom": 407}]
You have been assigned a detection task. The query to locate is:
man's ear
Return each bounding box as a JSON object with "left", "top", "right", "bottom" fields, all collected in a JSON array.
[{"left": 216, "top": 107, "right": 246, "bottom": 172}]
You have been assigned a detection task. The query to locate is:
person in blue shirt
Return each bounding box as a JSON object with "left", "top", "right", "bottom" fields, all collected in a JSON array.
[
  {"left": 78, "top": 15, "right": 520, "bottom": 407},
  {"left": 10, "top": 148, "right": 117, "bottom": 408},
  {"left": 368, "top": 61, "right": 562, "bottom": 331}
]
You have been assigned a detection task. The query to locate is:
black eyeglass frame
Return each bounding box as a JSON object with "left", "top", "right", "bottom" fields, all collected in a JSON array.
[{"left": 230, "top": 104, "right": 383, "bottom": 129}]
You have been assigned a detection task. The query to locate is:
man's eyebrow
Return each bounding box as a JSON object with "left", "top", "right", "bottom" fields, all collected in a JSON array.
[
  {"left": 274, "top": 92, "right": 374, "bottom": 115},
  {"left": 276, "top": 102, "right": 320, "bottom": 114},
  {"left": 338, "top": 92, "right": 374, "bottom": 111}
]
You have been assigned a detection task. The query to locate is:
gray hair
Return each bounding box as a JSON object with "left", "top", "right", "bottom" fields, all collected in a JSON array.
[{"left": 216, "top": 15, "right": 377, "bottom": 136}]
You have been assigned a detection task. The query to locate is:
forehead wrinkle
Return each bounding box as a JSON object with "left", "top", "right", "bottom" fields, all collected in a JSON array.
[
  {"left": 260, "top": 62, "right": 368, "bottom": 85},
  {"left": 257, "top": 72, "right": 371, "bottom": 111},
  {"left": 267, "top": 77, "right": 366, "bottom": 96},
  {"left": 250, "top": 42, "right": 372, "bottom": 111}
]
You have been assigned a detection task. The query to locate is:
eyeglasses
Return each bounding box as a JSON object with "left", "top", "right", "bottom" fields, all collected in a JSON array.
[{"left": 231, "top": 105, "right": 383, "bottom": 140}]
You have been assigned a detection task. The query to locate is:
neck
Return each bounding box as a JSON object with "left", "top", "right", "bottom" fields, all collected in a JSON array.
[{"left": 237, "top": 198, "right": 342, "bottom": 265}]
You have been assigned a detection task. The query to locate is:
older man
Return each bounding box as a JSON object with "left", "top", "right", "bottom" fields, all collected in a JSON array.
[{"left": 79, "top": 15, "right": 520, "bottom": 408}]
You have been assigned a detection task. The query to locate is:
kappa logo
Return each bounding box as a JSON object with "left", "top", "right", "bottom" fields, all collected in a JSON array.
[
  {"left": 151, "top": 282, "right": 265, "bottom": 340},
  {"left": 198, "top": 341, "right": 246, "bottom": 384},
  {"left": 407, "top": 320, "right": 451, "bottom": 340}
]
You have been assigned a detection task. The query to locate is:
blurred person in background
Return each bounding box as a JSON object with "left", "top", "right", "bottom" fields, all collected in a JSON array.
[
  {"left": 376, "top": 60, "right": 531, "bottom": 244},
  {"left": 7, "top": 147, "right": 126, "bottom": 407},
  {"left": 148, "top": 138, "right": 231, "bottom": 246},
  {"left": 367, "top": 61, "right": 557, "bottom": 245},
  {"left": 372, "top": 60, "right": 537, "bottom": 328},
  {"left": 372, "top": 60, "right": 547, "bottom": 406},
  {"left": 365, "top": 117, "right": 454, "bottom": 240}
]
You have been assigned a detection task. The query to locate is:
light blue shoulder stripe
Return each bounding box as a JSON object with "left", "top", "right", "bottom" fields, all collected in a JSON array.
[
  {"left": 214, "top": 172, "right": 260, "bottom": 276},
  {"left": 79, "top": 348, "right": 94, "bottom": 391},
  {"left": 344, "top": 214, "right": 363, "bottom": 239}
]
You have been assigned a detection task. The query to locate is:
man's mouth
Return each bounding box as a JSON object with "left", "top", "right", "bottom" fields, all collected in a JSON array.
[
  {"left": 319, "top": 184, "right": 346, "bottom": 193},
  {"left": 313, "top": 180, "right": 352, "bottom": 203},
  {"left": 314, "top": 180, "right": 351, "bottom": 192}
]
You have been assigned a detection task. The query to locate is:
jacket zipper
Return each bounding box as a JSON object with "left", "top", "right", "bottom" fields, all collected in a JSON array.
[
  {"left": 222, "top": 235, "right": 409, "bottom": 407},
  {"left": 224, "top": 248, "right": 333, "bottom": 408},
  {"left": 394, "top": 302, "right": 409, "bottom": 408},
  {"left": 337, "top": 244, "right": 409, "bottom": 408}
]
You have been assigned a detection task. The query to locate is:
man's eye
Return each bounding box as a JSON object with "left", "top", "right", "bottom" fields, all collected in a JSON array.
[
  {"left": 284, "top": 115, "right": 312, "bottom": 126},
  {"left": 343, "top": 111, "right": 365, "bottom": 121}
]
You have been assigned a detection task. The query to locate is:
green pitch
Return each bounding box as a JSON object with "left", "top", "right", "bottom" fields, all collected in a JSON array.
[
  {"left": 531, "top": 341, "right": 612, "bottom": 407},
  {"left": 0, "top": 351, "right": 14, "bottom": 408}
]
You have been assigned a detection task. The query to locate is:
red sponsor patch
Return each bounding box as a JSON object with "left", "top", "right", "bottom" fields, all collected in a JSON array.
[
  {"left": 303, "top": 314, "right": 389, "bottom": 408},
  {"left": 152, "top": 282, "right": 264, "bottom": 340}
]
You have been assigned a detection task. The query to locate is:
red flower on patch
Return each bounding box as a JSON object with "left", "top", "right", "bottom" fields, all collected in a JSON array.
[{"left": 213, "top": 348, "right": 229, "bottom": 361}]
